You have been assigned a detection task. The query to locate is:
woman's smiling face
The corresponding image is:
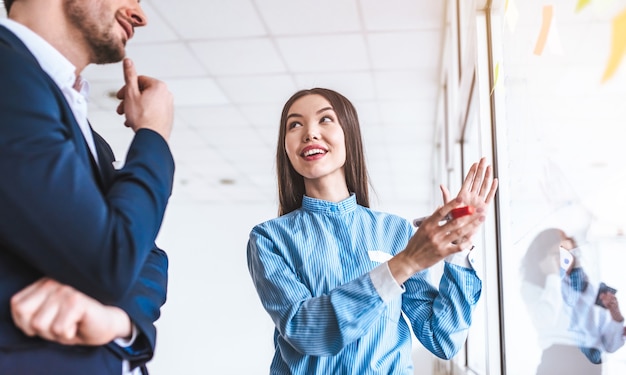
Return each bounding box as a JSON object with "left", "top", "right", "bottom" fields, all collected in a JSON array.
[{"left": 284, "top": 94, "right": 347, "bottom": 186}]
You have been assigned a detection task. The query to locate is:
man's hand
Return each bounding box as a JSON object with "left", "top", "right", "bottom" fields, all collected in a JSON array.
[
  {"left": 116, "top": 58, "right": 174, "bottom": 141},
  {"left": 10, "top": 278, "right": 132, "bottom": 346}
]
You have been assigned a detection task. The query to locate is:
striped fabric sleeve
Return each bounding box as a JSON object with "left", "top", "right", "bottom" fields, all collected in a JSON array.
[{"left": 402, "top": 263, "right": 482, "bottom": 359}]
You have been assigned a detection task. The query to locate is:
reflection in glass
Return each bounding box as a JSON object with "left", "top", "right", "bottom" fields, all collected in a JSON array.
[
  {"left": 520, "top": 228, "right": 625, "bottom": 374},
  {"left": 493, "top": 1, "right": 626, "bottom": 374}
]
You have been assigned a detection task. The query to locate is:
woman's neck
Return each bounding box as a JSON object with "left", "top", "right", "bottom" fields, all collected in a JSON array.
[{"left": 304, "top": 177, "right": 350, "bottom": 203}]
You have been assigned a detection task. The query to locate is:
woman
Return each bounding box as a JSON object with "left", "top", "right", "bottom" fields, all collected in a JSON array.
[
  {"left": 521, "top": 228, "right": 624, "bottom": 374},
  {"left": 247, "top": 88, "right": 498, "bottom": 374}
]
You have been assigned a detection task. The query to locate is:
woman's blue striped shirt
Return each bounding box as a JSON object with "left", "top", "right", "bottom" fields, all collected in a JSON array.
[{"left": 247, "top": 194, "right": 482, "bottom": 374}]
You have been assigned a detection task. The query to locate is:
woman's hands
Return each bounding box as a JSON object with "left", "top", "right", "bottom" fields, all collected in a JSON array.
[
  {"left": 440, "top": 157, "right": 499, "bottom": 245},
  {"left": 388, "top": 157, "right": 498, "bottom": 284}
]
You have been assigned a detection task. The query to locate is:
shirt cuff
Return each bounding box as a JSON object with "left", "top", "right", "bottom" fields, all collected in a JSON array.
[
  {"left": 114, "top": 323, "right": 138, "bottom": 348},
  {"left": 444, "top": 247, "right": 474, "bottom": 269},
  {"left": 370, "top": 263, "right": 404, "bottom": 303}
]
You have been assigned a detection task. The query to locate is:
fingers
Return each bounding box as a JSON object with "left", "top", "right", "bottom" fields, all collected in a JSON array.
[
  {"left": 10, "top": 278, "right": 55, "bottom": 336},
  {"left": 470, "top": 157, "right": 487, "bottom": 195},
  {"left": 442, "top": 214, "right": 484, "bottom": 244},
  {"left": 10, "top": 279, "right": 88, "bottom": 344},
  {"left": 460, "top": 161, "right": 479, "bottom": 194},
  {"left": 116, "top": 101, "right": 125, "bottom": 116},
  {"left": 432, "top": 197, "right": 462, "bottom": 223},
  {"left": 439, "top": 184, "right": 452, "bottom": 204},
  {"left": 115, "top": 59, "right": 174, "bottom": 140},
  {"left": 477, "top": 164, "right": 492, "bottom": 197},
  {"left": 116, "top": 59, "right": 139, "bottom": 117},
  {"left": 601, "top": 292, "right": 618, "bottom": 306},
  {"left": 122, "top": 58, "right": 139, "bottom": 96},
  {"left": 456, "top": 157, "right": 498, "bottom": 204},
  {"left": 48, "top": 290, "right": 88, "bottom": 344},
  {"left": 484, "top": 178, "right": 499, "bottom": 205},
  {"left": 424, "top": 198, "right": 483, "bottom": 246}
]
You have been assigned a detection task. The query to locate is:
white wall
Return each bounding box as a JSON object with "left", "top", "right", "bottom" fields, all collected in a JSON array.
[{"left": 148, "top": 201, "right": 277, "bottom": 374}]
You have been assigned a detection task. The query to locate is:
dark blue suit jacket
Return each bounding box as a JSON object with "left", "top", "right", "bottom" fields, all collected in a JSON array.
[{"left": 0, "top": 25, "right": 174, "bottom": 374}]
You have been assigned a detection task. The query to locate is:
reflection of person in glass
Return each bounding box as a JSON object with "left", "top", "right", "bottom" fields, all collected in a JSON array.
[
  {"left": 560, "top": 234, "right": 625, "bottom": 365},
  {"left": 521, "top": 228, "right": 610, "bottom": 374}
]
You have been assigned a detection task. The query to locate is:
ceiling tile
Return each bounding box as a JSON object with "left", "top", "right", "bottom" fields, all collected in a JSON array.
[
  {"left": 195, "top": 125, "right": 266, "bottom": 147},
  {"left": 131, "top": 1, "right": 179, "bottom": 43},
  {"left": 83, "top": 43, "right": 207, "bottom": 81},
  {"left": 256, "top": 0, "right": 361, "bottom": 35},
  {"left": 277, "top": 34, "right": 370, "bottom": 72},
  {"left": 190, "top": 38, "right": 286, "bottom": 75},
  {"left": 294, "top": 72, "right": 377, "bottom": 101},
  {"left": 352, "top": 100, "right": 383, "bottom": 125},
  {"left": 149, "top": 0, "right": 266, "bottom": 39},
  {"left": 360, "top": 0, "right": 444, "bottom": 31},
  {"left": 384, "top": 124, "right": 432, "bottom": 146},
  {"left": 166, "top": 78, "right": 230, "bottom": 106},
  {"left": 82, "top": 62, "right": 125, "bottom": 84},
  {"left": 379, "top": 99, "right": 437, "bottom": 124},
  {"left": 374, "top": 70, "right": 439, "bottom": 100},
  {"left": 368, "top": 31, "right": 442, "bottom": 70},
  {"left": 87, "top": 80, "right": 124, "bottom": 111},
  {"left": 238, "top": 103, "right": 283, "bottom": 129},
  {"left": 216, "top": 74, "right": 297, "bottom": 104},
  {"left": 126, "top": 43, "right": 207, "bottom": 79}
]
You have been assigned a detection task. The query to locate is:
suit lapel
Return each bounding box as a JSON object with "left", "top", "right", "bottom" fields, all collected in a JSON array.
[
  {"left": 0, "top": 25, "right": 101, "bottom": 187},
  {"left": 91, "top": 127, "right": 116, "bottom": 190}
]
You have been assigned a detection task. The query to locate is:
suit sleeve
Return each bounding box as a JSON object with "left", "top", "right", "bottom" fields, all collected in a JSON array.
[
  {"left": 0, "top": 44, "right": 174, "bottom": 304},
  {"left": 91, "top": 131, "right": 168, "bottom": 365},
  {"left": 107, "top": 246, "right": 168, "bottom": 367}
]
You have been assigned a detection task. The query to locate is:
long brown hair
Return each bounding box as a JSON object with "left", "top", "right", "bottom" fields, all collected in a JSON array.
[
  {"left": 3, "top": 0, "right": 14, "bottom": 13},
  {"left": 276, "top": 88, "right": 370, "bottom": 216}
]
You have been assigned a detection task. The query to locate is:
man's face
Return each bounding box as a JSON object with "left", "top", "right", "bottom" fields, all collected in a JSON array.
[{"left": 64, "top": 0, "right": 147, "bottom": 64}]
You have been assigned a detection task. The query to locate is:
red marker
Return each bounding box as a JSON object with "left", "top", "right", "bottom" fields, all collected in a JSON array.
[
  {"left": 412, "top": 206, "right": 475, "bottom": 227},
  {"left": 449, "top": 206, "right": 475, "bottom": 219}
]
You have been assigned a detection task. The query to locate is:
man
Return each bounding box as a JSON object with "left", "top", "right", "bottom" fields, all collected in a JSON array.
[{"left": 0, "top": 0, "right": 174, "bottom": 373}]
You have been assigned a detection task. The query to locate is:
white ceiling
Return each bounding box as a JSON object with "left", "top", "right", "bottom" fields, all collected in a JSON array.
[{"left": 0, "top": 0, "right": 443, "bottom": 213}]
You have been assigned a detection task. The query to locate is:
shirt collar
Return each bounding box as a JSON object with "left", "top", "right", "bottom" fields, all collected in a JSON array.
[
  {"left": 0, "top": 18, "right": 88, "bottom": 97},
  {"left": 301, "top": 193, "right": 357, "bottom": 214}
]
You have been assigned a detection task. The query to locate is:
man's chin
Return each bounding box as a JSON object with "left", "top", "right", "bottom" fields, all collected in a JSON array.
[{"left": 92, "top": 47, "right": 126, "bottom": 65}]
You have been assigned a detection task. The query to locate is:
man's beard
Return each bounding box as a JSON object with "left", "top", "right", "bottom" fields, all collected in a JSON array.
[{"left": 64, "top": 0, "right": 126, "bottom": 64}]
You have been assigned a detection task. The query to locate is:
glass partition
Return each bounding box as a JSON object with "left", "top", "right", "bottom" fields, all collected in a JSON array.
[{"left": 491, "top": 1, "right": 626, "bottom": 374}]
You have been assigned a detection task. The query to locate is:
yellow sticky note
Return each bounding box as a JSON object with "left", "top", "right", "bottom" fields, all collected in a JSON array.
[
  {"left": 575, "top": 0, "right": 592, "bottom": 12},
  {"left": 602, "top": 7, "right": 626, "bottom": 82},
  {"left": 534, "top": 5, "right": 554, "bottom": 56},
  {"left": 491, "top": 62, "right": 501, "bottom": 96},
  {"left": 505, "top": 0, "right": 519, "bottom": 32}
]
